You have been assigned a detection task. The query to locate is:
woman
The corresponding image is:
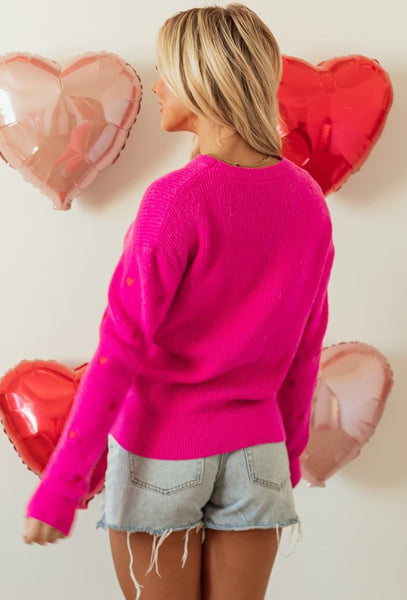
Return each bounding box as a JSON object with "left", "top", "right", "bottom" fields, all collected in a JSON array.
[{"left": 23, "top": 4, "right": 334, "bottom": 600}]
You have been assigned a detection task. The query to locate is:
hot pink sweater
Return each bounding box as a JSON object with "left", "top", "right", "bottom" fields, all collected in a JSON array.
[{"left": 26, "top": 154, "right": 334, "bottom": 535}]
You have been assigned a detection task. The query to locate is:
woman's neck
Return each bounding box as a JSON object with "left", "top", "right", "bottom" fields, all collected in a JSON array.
[{"left": 194, "top": 119, "right": 280, "bottom": 167}]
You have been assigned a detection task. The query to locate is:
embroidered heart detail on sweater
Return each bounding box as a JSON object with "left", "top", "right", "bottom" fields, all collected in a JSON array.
[
  {"left": 0, "top": 52, "right": 142, "bottom": 209},
  {"left": 278, "top": 55, "right": 393, "bottom": 194},
  {"left": 0, "top": 359, "right": 105, "bottom": 503},
  {"left": 300, "top": 342, "right": 393, "bottom": 487}
]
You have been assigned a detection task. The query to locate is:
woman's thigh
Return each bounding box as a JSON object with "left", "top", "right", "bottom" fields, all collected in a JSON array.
[
  {"left": 200, "top": 442, "right": 297, "bottom": 599},
  {"left": 201, "top": 527, "right": 280, "bottom": 600},
  {"left": 109, "top": 527, "right": 202, "bottom": 600},
  {"left": 109, "top": 526, "right": 280, "bottom": 600}
]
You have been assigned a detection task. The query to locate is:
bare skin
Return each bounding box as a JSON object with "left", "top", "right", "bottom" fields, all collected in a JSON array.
[
  {"left": 23, "top": 517, "right": 65, "bottom": 545},
  {"left": 23, "top": 517, "right": 280, "bottom": 599},
  {"left": 151, "top": 70, "right": 281, "bottom": 169},
  {"left": 109, "top": 527, "right": 280, "bottom": 600}
]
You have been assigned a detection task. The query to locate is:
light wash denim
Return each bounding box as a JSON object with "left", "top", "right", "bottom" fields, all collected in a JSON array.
[
  {"left": 96, "top": 435, "right": 301, "bottom": 599},
  {"left": 97, "top": 434, "right": 299, "bottom": 535}
]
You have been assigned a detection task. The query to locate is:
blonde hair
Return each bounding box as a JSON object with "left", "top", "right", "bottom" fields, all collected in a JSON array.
[{"left": 156, "top": 3, "right": 282, "bottom": 160}]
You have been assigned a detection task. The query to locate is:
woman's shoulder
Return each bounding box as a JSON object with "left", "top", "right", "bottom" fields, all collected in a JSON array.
[
  {"left": 284, "top": 159, "right": 332, "bottom": 216},
  {"left": 144, "top": 155, "right": 212, "bottom": 198},
  {"left": 130, "top": 157, "right": 209, "bottom": 249},
  {"left": 282, "top": 157, "right": 324, "bottom": 195}
]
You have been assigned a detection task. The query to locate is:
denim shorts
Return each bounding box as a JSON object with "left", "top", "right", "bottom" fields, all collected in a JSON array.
[{"left": 96, "top": 434, "right": 299, "bottom": 536}]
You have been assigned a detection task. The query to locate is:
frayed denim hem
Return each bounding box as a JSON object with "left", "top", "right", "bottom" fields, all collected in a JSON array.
[
  {"left": 96, "top": 515, "right": 204, "bottom": 537},
  {"left": 96, "top": 517, "right": 302, "bottom": 599},
  {"left": 204, "top": 515, "right": 300, "bottom": 531},
  {"left": 205, "top": 517, "right": 303, "bottom": 556}
]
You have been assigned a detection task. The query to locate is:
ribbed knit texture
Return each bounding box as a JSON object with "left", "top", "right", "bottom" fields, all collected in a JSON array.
[{"left": 27, "top": 154, "right": 334, "bottom": 535}]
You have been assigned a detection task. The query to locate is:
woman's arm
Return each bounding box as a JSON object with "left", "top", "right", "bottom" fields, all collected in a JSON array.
[
  {"left": 25, "top": 206, "right": 187, "bottom": 536},
  {"left": 276, "top": 240, "right": 335, "bottom": 487}
]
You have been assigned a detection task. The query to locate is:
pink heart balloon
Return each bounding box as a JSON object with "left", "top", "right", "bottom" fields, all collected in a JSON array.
[
  {"left": 0, "top": 52, "right": 142, "bottom": 210},
  {"left": 300, "top": 342, "right": 393, "bottom": 487}
]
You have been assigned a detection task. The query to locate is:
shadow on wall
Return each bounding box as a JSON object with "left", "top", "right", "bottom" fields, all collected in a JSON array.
[
  {"left": 337, "top": 351, "right": 407, "bottom": 489},
  {"left": 79, "top": 61, "right": 192, "bottom": 211},
  {"left": 329, "top": 66, "right": 407, "bottom": 208}
]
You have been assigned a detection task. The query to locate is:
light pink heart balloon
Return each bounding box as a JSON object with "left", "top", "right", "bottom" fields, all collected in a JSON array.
[
  {"left": 300, "top": 342, "right": 393, "bottom": 487},
  {"left": 0, "top": 52, "right": 142, "bottom": 209}
]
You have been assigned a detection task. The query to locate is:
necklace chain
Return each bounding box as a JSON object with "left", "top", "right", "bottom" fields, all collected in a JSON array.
[{"left": 206, "top": 153, "right": 273, "bottom": 168}]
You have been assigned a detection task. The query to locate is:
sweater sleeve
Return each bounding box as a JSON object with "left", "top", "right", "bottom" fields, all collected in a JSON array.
[
  {"left": 276, "top": 240, "right": 335, "bottom": 488},
  {"left": 25, "top": 220, "right": 186, "bottom": 536}
]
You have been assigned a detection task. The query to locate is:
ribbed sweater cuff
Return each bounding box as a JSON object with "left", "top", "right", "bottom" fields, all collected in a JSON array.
[{"left": 26, "top": 482, "right": 79, "bottom": 537}]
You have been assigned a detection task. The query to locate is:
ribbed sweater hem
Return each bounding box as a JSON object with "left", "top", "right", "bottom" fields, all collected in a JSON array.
[
  {"left": 110, "top": 398, "right": 302, "bottom": 489},
  {"left": 110, "top": 397, "right": 287, "bottom": 459}
]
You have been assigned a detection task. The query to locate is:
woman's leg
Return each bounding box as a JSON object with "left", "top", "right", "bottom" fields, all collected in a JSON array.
[
  {"left": 201, "top": 527, "right": 280, "bottom": 600},
  {"left": 109, "top": 527, "right": 202, "bottom": 600}
]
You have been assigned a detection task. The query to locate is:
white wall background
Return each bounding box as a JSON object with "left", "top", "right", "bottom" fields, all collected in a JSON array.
[{"left": 0, "top": 0, "right": 406, "bottom": 598}]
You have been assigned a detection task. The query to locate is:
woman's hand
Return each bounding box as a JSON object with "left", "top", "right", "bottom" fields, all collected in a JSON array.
[{"left": 23, "top": 517, "right": 66, "bottom": 545}]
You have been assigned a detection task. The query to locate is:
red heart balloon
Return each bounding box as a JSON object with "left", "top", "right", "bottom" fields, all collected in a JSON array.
[
  {"left": 0, "top": 52, "right": 142, "bottom": 210},
  {"left": 300, "top": 342, "right": 393, "bottom": 487},
  {"left": 0, "top": 359, "right": 105, "bottom": 505},
  {"left": 278, "top": 55, "right": 393, "bottom": 194}
]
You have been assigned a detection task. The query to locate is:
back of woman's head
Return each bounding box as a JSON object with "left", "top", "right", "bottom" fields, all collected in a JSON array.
[{"left": 156, "top": 3, "right": 282, "bottom": 159}]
